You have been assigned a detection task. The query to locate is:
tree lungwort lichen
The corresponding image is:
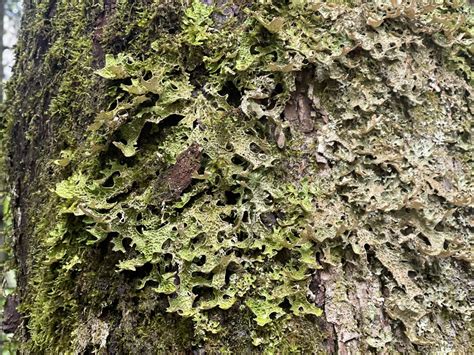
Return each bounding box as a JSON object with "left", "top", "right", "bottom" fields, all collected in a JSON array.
[{"left": 2, "top": 0, "right": 473, "bottom": 353}]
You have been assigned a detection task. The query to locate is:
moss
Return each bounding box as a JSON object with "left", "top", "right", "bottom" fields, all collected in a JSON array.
[{"left": 2, "top": 0, "right": 473, "bottom": 352}]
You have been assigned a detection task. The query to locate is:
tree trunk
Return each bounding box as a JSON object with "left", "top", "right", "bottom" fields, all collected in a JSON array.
[
  {"left": 0, "top": 0, "right": 4, "bottom": 102},
  {"left": 2, "top": 1, "right": 473, "bottom": 353}
]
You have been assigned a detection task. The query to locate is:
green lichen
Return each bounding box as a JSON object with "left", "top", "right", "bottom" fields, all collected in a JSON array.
[
  {"left": 182, "top": 0, "right": 215, "bottom": 46},
  {"left": 2, "top": 0, "right": 473, "bottom": 353}
]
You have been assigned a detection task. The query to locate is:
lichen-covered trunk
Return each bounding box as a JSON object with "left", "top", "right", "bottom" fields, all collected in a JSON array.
[
  {"left": 0, "top": 0, "right": 5, "bottom": 102},
  {"left": 2, "top": 0, "right": 472, "bottom": 353}
]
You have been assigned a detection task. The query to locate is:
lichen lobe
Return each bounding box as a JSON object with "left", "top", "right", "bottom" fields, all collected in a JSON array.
[{"left": 3, "top": 0, "right": 473, "bottom": 353}]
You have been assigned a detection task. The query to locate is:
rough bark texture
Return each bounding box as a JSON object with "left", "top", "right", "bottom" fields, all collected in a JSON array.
[
  {"left": 0, "top": 0, "right": 5, "bottom": 102},
  {"left": 1, "top": 0, "right": 473, "bottom": 353}
]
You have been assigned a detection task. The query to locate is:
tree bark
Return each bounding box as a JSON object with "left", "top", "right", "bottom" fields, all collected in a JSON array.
[
  {"left": 0, "top": 0, "right": 5, "bottom": 102},
  {"left": 2, "top": 1, "right": 473, "bottom": 353}
]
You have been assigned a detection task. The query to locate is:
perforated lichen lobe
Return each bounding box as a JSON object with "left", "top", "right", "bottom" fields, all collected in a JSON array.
[{"left": 4, "top": 0, "right": 473, "bottom": 352}]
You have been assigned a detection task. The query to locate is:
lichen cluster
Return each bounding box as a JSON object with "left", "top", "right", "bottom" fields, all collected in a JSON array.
[{"left": 2, "top": 0, "right": 473, "bottom": 353}]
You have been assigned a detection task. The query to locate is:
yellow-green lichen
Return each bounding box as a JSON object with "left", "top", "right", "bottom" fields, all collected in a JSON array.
[{"left": 2, "top": 0, "right": 473, "bottom": 353}]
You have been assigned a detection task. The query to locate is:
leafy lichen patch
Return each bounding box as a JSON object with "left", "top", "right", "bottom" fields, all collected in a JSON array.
[{"left": 2, "top": 0, "right": 473, "bottom": 352}]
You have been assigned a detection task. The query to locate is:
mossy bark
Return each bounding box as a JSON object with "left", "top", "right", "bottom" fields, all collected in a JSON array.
[{"left": 2, "top": 0, "right": 473, "bottom": 353}]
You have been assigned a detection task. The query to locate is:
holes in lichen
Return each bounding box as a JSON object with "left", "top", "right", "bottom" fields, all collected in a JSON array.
[
  {"left": 197, "top": 152, "right": 210, "bottom": 175},
  {"left": 273, "top": 83, "right": 284, "bottom": 96},
  {"left": 417, "top": 233, "right": 431, "bottom": 246},
  {"left": 290, "top": 228, "right": 299, "bottom": 238},
  {"left": 275, "top": 248, "right": 292, "bottom": 264},
  {"left": 225, "top": 262, "right": 239, "bottom": 284},
  {"left": 102, "top": 171, "right": 120, "bottom": 188},
  {"left": 158, "top": 114, "right": 185, "bottom": 130},
  {"left": 249, "top": 44, "right": 259, "bottom": 55},
  {"left": 107, "top": 99, "right": 119, "bottom": 112},
  {"left": 231, "top": 154, "right": 250, "bottom": 170},
  {"left": 224, "top": 189, "right": 240, "bottom": 205},
  {"left": 135, "top": 225, "right": 144, "bottom": 234},
  {"left": 220, "top": 209, "right": 238, "bottom": 225},
  {"left": 121, "top": 237, "right": 133, "bottom": 253},
  {"left": 434, "top": 222, "right": 445, "bottom": 232},
  {"left": 225, "top": 248, "right": 239, "bottom": 257},
  {"left": 193, "top": 255, "right": 207, "bottom": 267},
  {"left": 237, "top": 231, "right": 249, "bottom": 242},
  {"left": 242, "top": 211, "right": 249, "bottom": 223},
  {"left": 142, "top": 279, "right": 160, "bottom": 289},
  {"left": 125, "top": 262, "right": 153, "bottom": 280},
  {"left": 116, "top": 212, "right": 125, "bottom": 223},
  {"left": 106, "top": 231, "right": 119, "bottom": 242},
  {"left": 401, "top": 225, "right": 415, "bottom": 236},
  {"left": 414, "top": 295, "right": 424, "bottom": 304},
  {"left": 217, "top": 231, "right": 225, "bottom": 243},
  {"left": 260, "top": 212, "right": 277, "bottom": 228},
  {"left": 443, "top": 240, "right": 450, "bottom": 250},
  {"left": 315, "top": 252, "right": 322, "bottom": 264},
  {"left": 137, "top": 121, "right": 159, "bottom": 148},
  {"left": 143, "top": 94, "right": 161, "bottom": 109},
  {"left": 191, "top": 233, "right": 206, "bottom": 246},
  {"left": 339, "top": 194, "right": 349, "bottom": 203},
  {"left": 143, "top": 70, "right": 153, "bottom": 81},
  {"left": 347, "top": 46, "right": 364, "bottom": 59},
  {"left": 189, "top": 62, "right": 208, "bottom": 91},
  {"left": 249, "top": 142, "right": 265, "bottom": 155},
  {"left": 164, "top": 262, "right": 178, "bottom": 274},
  {"left": 230, "top": 173, "right": 241, "bottom": 182},
  {"left": 244, "top": 128, "right": 254, "bottom": 136},
  {"left": 106, "top": 191, "right": 128, "bottom": 204},
  {"left": 148, "top": 205, "right": 161, "bottom": 216},
  {"left": 279, "top": 298, "right": 292, "bottom": 311},
  {"left": 263, "top": 191, "right": 274, "bottom": 205},
  {"left": 136, "top": 113, "right": 184, "bottom": 151},
  {"left": 269, "top": 51, "right": 278, "bottom": 62},
  {"left": 106, "top": 181, "right": 139, "bottom": 204},
  {"left": 219, "top": 81, "right": 242, "bottom": 108},
  {"left": 192, "top": 286, "right": 214, "bottom": 307}
]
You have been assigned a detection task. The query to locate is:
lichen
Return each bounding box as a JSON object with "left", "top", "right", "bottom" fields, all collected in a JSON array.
[{"left": 2, "top": 0, "right": 473, "bottom": 353}]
